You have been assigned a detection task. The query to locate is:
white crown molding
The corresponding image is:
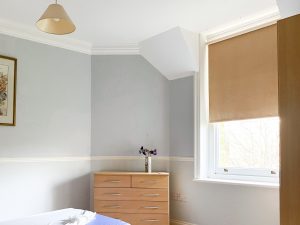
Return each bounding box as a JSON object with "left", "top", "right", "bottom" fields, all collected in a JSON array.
[
  {"left": 0, "top": 155, "right": 193, "bottom": 163},
  {"left": 171, "top": 219, "right": 197, "bottom": 225},
  {"left": 0, "top": 18, "right": 140, "bottom": 55},
  {"left": 204, "top": 6, "right": 281, "bottom": 44},
  {"left": 0, "top": 18, "right": 92, "bottom": 54},
  {"left": 91, "top": 45, "right": 140, "bottom": 55}
]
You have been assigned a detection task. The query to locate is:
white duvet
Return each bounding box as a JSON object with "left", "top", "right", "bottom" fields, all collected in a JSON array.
[{"left": 0, "top": 208, "right": 96, "bottom": 225}]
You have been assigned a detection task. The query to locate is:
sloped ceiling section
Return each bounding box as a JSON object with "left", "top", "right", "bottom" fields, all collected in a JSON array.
[
  {"left": 139, "top": 27, "right": 199, "bottom": 80},
  {"left": 276, "top": 0, "right": 300, "bottom": 18}
]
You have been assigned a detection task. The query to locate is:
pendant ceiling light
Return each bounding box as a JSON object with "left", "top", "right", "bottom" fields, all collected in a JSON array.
[{"left": 36, "top": 0, "right": 76, "bottom": 35}]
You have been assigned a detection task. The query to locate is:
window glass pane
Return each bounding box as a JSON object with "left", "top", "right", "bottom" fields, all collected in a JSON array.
[{"left": 217, "top": 117, "right": 279, "bottom": 170}]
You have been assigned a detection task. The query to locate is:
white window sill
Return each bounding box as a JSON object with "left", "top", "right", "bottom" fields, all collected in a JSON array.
[{"left": 193, "top": 177, "right": 279, "bottom": 188}]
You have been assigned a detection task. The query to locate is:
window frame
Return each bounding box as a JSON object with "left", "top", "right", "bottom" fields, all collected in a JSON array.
[
  {"left": 194, "top": 35, "right": 280, "bottom": 186},
  {"left": 208, "top": 122, "right": 279, "bottom": 183}
]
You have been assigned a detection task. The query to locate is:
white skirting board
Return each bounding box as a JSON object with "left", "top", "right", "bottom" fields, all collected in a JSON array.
[{"left": 171, "top": 219, "right": 197, "bottom": 225}]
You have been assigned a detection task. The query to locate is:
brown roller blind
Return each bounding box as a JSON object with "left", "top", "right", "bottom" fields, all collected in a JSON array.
[{"left": 209, "top": 24, "right": 278, "bottom": 122}]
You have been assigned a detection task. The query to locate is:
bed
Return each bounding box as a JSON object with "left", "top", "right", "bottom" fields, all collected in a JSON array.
[{"left": 0, "top": 208, "right": 130, "bottom": 225}]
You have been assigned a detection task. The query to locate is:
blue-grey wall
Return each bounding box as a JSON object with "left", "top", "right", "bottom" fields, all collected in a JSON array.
[
  {"left": 170, "top": 76, "right": 194, "bottom": 157},
  {"left": 91, "top": 55, "right": 170, "bottom": 156},
  {"left": 0, "top": 34, "right": 91, "bottom": 221},
  {"left": 0, "top": 34, "right": 91, "bottom": 157}
]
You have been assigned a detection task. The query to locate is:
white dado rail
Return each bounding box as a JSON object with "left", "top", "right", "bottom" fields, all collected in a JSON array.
[{"left": 0, "top": 156, "right": 194, "bottom": 163}]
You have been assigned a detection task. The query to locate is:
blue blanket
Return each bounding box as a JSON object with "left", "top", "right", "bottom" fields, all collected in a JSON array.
[
  {"left": 0, "top": 209, "right": 130, "bottom": 225},
  {"left": 88, "top": 214, "right": 129, "bottom": 225}
]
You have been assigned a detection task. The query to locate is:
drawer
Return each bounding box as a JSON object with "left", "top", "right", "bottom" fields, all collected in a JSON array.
[
  {"left": 132, "top": 175, "right": 169, "bottom": 189},
  {"left": 133, "top": 214, "right": 169, "bottom": 225},
  {"left": 132, "top": 214, "right": 169, "bottom": 225},
  {"left": 94, "top": 188, "right": 168, "bottom": 201},
  {"left": 94, "top": 200, "right": 168, "bottom": 214},
  {"left": 100, "top": 213, "right": 169, "bottom": 225},
  {"left": 94, "top": 175, "right": 131, "bottom": 188}
]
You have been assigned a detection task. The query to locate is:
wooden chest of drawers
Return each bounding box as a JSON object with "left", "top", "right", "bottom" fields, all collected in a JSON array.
[{"left": 93, "top": 172, "right": 169, "bottom": 225}]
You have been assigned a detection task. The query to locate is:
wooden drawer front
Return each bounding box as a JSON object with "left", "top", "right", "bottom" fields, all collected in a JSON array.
[
  {"left": 94, "top": 188, "right": 132, "bottom": 201},
  {"left": 100, "top": 213, "right": 169, "bottom": 225},
  {"left": 134, "top": 188, "right": 168, "bottom": 201},
  {"left": 130, "top": 214, "right": 169, "bottom": 225},
  {"left": 95, "top": 200, "right": 168, "bottom": 214},
  {"left": 132, "top": 175, "right": 169, "bottom": 189},
  {"left": 94, "top": 188, "right": 168, "bottom": 201},
  {"left": 94, "top": 175, "right": 131, "bottom": 188}
]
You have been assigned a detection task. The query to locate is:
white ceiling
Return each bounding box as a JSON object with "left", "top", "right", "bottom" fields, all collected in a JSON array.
[{"left": 0, "top": 0, "right": 278, "bottom": 47}]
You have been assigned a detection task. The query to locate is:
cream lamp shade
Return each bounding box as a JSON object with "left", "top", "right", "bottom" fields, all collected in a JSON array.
[{"left": 36, "top": 2, "right": 76, "bottom": 35}]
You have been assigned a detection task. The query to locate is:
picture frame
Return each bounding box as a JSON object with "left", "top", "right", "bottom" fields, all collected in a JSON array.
[{"left": 0, "top": 55, "right": 17, "bottom": 126}]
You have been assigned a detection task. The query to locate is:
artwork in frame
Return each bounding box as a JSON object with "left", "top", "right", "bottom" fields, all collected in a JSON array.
[{"left": 0, "top": 55, "right": 17, "bottom": 126}]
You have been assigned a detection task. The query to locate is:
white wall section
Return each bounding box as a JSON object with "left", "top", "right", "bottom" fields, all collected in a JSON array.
[
  {"left": 276, "top": 0, "right": 300, "bottom": 19},
  {"left": 140, "top": 27, "right": 199, "bottom": 80}
]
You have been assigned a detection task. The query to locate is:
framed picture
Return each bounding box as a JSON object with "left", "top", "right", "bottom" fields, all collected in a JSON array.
[{"left": 0, "top": 55, "right": 17, "bottom": 126}]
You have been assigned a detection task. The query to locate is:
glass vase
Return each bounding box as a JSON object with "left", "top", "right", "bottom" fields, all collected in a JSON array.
[{"left": 145, "top": 156, "right": 152, "bottom": 173}]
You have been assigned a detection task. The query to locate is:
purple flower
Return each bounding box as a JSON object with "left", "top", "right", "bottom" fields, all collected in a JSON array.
[
  {"left": 152, "top": 149, "right": 157, "bottom": 155},
  {"left": 139, "top": 146, "right": 158, "bottom": 156}
]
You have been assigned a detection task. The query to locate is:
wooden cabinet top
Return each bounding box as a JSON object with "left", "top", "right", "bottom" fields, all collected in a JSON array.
[{"left": 94, "top": 171, "right": 169, "bottom": 176}]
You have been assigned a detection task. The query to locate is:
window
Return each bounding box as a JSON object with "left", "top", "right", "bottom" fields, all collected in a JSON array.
[
  {"left": 208, "top": 117, "right": 279, "bottom": 183},
  {"left": 195, "top": 25, "right": 279, "bottom": 186}
]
